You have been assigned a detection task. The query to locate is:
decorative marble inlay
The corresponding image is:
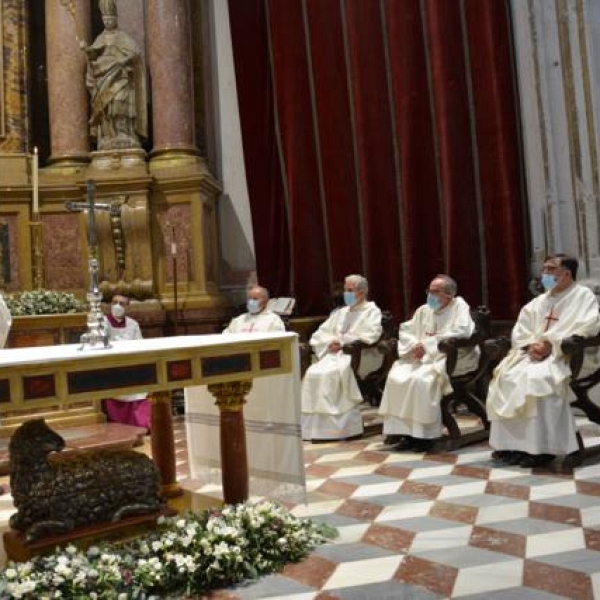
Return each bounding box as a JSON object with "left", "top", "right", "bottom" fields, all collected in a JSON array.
[
  {"left": 167, "top": 359, "right": 192, "bottom": 381},
  {"left": 259, "top": 349, "right": 280, "bottom": 370},
  {"left": 67, "top": 363, "right": 157, "bottom": 395},
  {"left": 0, "top": 379, "right": 10, "bottom": 403},
  {"left": 23, "top": 374, "right": 56, "bottom": 400},
  {"left": 43, "top": 213, "right": 85, "bottom": 290},
  {"left": 201, "top": 353, "right": 251, "bottom": 378}
]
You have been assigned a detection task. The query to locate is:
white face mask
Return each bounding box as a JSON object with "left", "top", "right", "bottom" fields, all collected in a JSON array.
[{"left": 111, "top": 304, "right": 126, "bottom": 319}]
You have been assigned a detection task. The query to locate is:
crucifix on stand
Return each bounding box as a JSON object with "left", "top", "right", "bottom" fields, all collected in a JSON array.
[{"left": 66, "top": 180, "right": 117, "bottom": 350}]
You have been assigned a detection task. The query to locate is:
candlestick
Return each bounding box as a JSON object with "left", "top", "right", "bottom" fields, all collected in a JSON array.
[{"left": 32, "top": 147, "right": 39, "bottom": 214}]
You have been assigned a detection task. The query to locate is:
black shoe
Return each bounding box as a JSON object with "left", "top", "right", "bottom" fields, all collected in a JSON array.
[
  {"left": 506, "top": 451, "right": 527, "bottom": 465},
  {"left": 491, "top": 450, "right": 511, "bottom": 463},
  {"left": 394, "top": 436, "right": 415, "bottom": 451},
  {"left": 411, "top": 438, "right": 435, "bottom": 453},
  {"left": 519, "top": 453, "right": 556, "bottom": 468}
]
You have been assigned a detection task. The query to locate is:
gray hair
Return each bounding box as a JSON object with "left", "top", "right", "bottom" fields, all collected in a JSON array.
[
  {"left": 248, "top": 285, "right": 270, "bottom": 301},
  {"left": 433, "top": 274, "right": 457, "bottom": 297},
  {"left": 345, "top": 274, "right": 368, "bottom": 294}
]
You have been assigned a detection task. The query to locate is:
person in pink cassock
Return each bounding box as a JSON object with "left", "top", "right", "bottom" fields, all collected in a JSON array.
[{"left": 102, "top": 294, "right": 150, "bottom": 430}]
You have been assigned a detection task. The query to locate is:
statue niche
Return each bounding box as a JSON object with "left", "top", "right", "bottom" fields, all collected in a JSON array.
[
  {"left": 8, "top": 419, "right": 165, "bottom": 542},
  {"left": 81, "top": 0, "right": 147, "bottom": 151}
]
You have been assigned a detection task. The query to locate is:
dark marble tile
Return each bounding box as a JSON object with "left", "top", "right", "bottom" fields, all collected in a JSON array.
[
  {"left": 523, "top": 559, "right": 594, "bottom": 600},
  {"left": 469, "top": 525, "right": 526, "bottom": 558},
  {"left": 430, "top": 500, "right": 478, "bottom": 524},
  {"left": 528, "top": 500, "right": 581, "bottom": 526},
  {"left": 362, "top": 523, "right": 414, "bottom": 552},
  {"left": 335, "top": 498, "right": 383, "bottom": 521},
  {"left": 394, "top": 555, "right": 458, "bottom": 597}
]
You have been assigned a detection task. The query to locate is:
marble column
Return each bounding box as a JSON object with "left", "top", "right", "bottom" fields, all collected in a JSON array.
[
  {"left": 146, "top": 0, "right": 197, "bottom": 160},
  {"left": 511, "top": 0, "right": 600, "bottom": 281},
  {"left": 45, "top": 0, "right": 91, "bottom": 169}
]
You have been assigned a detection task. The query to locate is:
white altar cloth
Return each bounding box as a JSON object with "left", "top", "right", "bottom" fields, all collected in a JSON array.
[{"left": 185, "top": 336, "right": 306, "bottom": 502}]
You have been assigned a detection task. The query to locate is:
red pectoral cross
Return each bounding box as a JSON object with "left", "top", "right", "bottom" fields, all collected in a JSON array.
[
  {"left": 543, "top": 307, "right": 559, "bottom": 332},
  {"left": 425, "top": 327, "right": 437, "bottom": 336}
]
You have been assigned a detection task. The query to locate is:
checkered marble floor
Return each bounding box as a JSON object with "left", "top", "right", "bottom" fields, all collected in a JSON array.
[
  {"left": 2, "top": 417, "right": 600, "bottom": 599},
  {"left": 175, "top": 416, "right": 600, "bottom": 600}
]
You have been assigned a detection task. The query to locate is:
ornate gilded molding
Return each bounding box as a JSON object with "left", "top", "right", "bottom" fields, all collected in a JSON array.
[{"left": 208, "top": 380, "right": 253, "bottom": 412}]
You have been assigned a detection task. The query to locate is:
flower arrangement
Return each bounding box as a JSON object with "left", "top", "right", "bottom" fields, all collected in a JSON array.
[
  {"left": 0, "top": 500, "right": 337, "bottom": 599},
  {"left": 5, "top": 291, "right": 87, "bottom": 316}
]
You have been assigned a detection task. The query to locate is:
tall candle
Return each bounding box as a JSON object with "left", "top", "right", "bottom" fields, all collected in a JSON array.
[{"left": 32, "top": 147, "right": 39, "bottom": 214}]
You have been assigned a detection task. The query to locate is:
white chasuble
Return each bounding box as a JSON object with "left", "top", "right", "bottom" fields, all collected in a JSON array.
[
  {"left": 378, "top": 296, "right": 478, "bottom": 438},
  {"left": 488, "top": 283, "right": 600, "bottom": 456},
  {"left": 301, "top": 301, "right": 382, "bottom": 440}
]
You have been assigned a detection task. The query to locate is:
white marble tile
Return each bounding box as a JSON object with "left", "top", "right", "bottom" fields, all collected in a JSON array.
[
  {"left": 529, "top": 481, "right": 577, "bottom": 501},
  {"left": 322, "top": 555, "right": 404, "bottom": 589},
  {"left": 581, "top": 504, "right": 600, "bottom": 527},
  {"left": 331, "top": 464, "right": 379, "bottom": 477},
  {"left": 574, "top": 463, "right": 600, "bottom": 479},
  {"left": 452, "top": 559, "right": 524, "bottom": 596},
  {"left": 350, "top": 481, "right": 402, "bottom": 498},
  {"left": 455, "top": 450, "right": 493, "bottom": 464},
  {"left": 475, "top": 501, "right": 530, "bottom": 525},
  {"left": 410, "top": 525, "right": 473, "bottom": 553},
  {"left": 305, "top": 478, "right": 327, "bottom": 492},
  {"left": 315, "top": 451, "right": 360, "bottom": 463},
  {"left": 290, "top": 499, "right": 345, "bottom": 518},
  {"left": 332, "top": 522, "right": 371, "bottom": 544},
  {"left": 488, "top": 468, "right": 530, "bottom": 481},
  {"left": 437, "top": 481, "right": 488, "bottom": 499},
  {"left": 526, "top": 527, "right": 586, "bottom": 557},
  {"left": 375, "top": 501, "right": 434, "bottom": 522},
  {"left": 407, "top": 464, "right": 455, "bottom": 480}
]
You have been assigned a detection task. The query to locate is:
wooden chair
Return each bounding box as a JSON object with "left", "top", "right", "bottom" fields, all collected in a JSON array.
[
  {"left": 561, "top": 332, "right": 600, "bottom": 466},
  {"left": 299, "top": 310, "right": 396, "bottom": 407},
  {"left": 438, "top": 306, "right": 494, "bottom": 449},
  {"left": 379, "top": 306, "right": 496, "bottom": 449},
  {"left": 342, "top": 310, "right": 397, "bottom": 406},
  {"left": 482, "top": 327, "right": 600, "bottom": 467}
]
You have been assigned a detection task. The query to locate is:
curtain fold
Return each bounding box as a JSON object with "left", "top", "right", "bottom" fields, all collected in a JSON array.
[{"left": 228, "top": 0, "right": 528, "bottom": 321}]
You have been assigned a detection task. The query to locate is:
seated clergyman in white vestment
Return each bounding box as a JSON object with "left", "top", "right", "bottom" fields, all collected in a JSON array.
[
  {"left": 0, "top": 293, "right": 12, "bottom": 348},
  {"left": 185, "top": 285, "right": 306, "bottom": 500},
  {"left": 488, "top": 254, "right": 600, "bottom": 468},
  {"left": 301, "top": 274, "right": 382, "bottom": 441},
  {"left": 378, "top": 275, "right": 479, "bottom": 452}
]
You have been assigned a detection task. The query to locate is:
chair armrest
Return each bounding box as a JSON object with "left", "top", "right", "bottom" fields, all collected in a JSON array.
[
  {"left": 562, "top": 334, "right": 600, "bottom": 378},
  {"left": 438, "top": 335, "right": 479, "bottom": 376},
  {"left": 482, "top": 337, "right": 511, "bottom": 363},
  {"left": 342, "top": 340, "right": 377, "bottom": 373},
  {"left": 377, "top": 338, "right": 397, "bottom": 355}
]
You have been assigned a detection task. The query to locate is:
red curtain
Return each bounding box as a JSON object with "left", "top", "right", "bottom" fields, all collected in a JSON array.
[{"left": 229, "top": 0, "right": 528, "bottom": 321}]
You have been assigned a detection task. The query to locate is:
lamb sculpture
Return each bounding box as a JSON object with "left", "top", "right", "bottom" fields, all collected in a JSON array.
[{"left": 9, "top": 418, "right": 165, "bottom": 542}]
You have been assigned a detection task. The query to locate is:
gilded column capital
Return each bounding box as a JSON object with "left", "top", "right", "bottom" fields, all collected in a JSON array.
[{"left": 208, "top": 380, "right": 252, "bottom": 412}]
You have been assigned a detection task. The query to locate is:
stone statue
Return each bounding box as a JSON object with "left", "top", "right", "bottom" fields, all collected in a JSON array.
[{"left": 81, "top": 0, "right": 147, "bottom": 151}]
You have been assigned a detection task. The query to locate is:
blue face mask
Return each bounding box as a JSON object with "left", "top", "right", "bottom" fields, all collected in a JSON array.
[
  {"left": 541, "top": 274, "right": 557, "bottom": 291},
  {"left": 247, "top": 299, "right": 261, "bottom": 314},
  {"left": 427, "top": 293, "right": 442, "bottom": 311},
  {"left": 343, "top": 291, "right": 356, "bottom": 306}
]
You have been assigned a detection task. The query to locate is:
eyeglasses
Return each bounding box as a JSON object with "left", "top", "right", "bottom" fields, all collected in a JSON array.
[{"left": 426, "top": 288, "right": 446, "bottom": 296}]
